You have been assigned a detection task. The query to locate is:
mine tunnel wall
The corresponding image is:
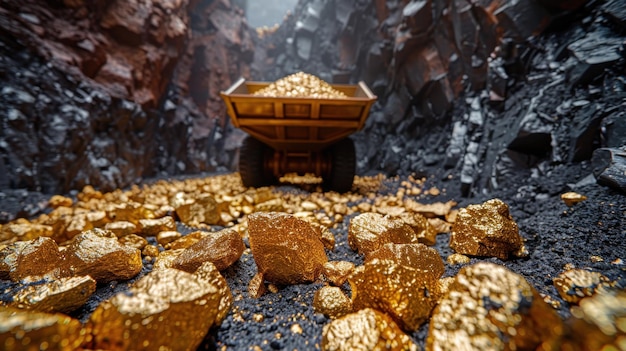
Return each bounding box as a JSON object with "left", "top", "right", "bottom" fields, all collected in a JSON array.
[{"left": 0, "top": 0, "right": 624, "bottom": 195}]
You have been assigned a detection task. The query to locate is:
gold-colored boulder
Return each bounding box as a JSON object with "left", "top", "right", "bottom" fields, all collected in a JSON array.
[
  {"left": 366, "top": 243, "right": 445, "bottom": 278},
  {"left": 10, "top": 276, "right": 96, "bottom": 313},
  {"left": 322, "top": 261, "right": 355, "bottom": 286},
  {"left": 313, "top": 286, "right": 352, "bottom": 319},
  {"left": 174, "top": 194, "right": 219, "bottom": 227},
  {"left": 394, "top": 212, "right": 438, "bottom": 245},
  {"left": 248, "top": 212, "right": 328, "bottom": 285},
  {"left": 64, "top": 228, "right": 142, "bottom": 283},
  {"left": 172, "top": 228, "right": 245, "bottom": 272},
  {"left": 350, "top": 258, "right": 439, "bottom": 331},
  {"left": 0, "top": 237, "right": 65, "bottom": 282},
  {"left": 90, "top": 265, "right": 231, "bottom": 351},
  {"left": 321, "top": 308, "right": 417, "bottom": 351},
  {"left": 560, "top": 192, "right": 587, "bottom": 207},
  {"left": 450, "top": 199, "right": 526, "bottom": 259},
  {"left": 427, "top": 262, "right": 564, "bottom": 350},
  {"left": 0, "top": 306, "right": 86, "bottom": 351},
  {"left": 553, "top": 268, "right": 612, "bottom": 304},
  {"left": 348, "top": 212, "right": 418, "bottom": 256}
]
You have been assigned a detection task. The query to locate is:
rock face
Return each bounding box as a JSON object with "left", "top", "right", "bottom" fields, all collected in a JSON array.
[{"left": 427, "top": 262, "right": 564, "bottom": 350}]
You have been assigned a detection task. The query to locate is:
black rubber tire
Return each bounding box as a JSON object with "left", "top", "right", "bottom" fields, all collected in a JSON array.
[
  {"left": 239, "top": 136, "right": 273, "bottom": 188},
  {"left": 324, "top": 138, "right": 356, "bottom": 193}
]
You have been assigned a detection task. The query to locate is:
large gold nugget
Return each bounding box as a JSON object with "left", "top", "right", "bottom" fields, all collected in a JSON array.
[
  {"left": 427, "top": 262, "right": 564, "bottom": 351},
  {"left": 10, "top": 276, "right": 96, "bottom": 314},
  {"left": 175, "top": 194, "right": 219, "bottom": 227},
  {"left": 313, "top": 286, "right": 352, "bottom": 319},
  {"left": 0, "top": 237, "right": 65, "bottom": 282},
  {"left": 348, "top": 213, "right": 418, "bottom": 256},
  {"left": 0, "top": 306, "right": 86, "bottom": 351},
  {"left": 321, "top": 308, "right": 418, "bottom": 351},
  {"left": 248, "top": 212, "right": 328, "bottom": 285},
  {"left": 173, "top": 228, "right": 245, "bottom": 272},
  {"left": 65, "top": 228, "right": 142, "bottom": 283},
  {"left": 553, "top": 268, "right": 612, "bottom": 304},
  {"left": 350, "top": 258, "right": 439, "bottom": 331},
  {"left": 449, "top": 199, "right": 525, "bottom": 259},
  {"left": 366, "top": 243, "right": 444, "bottom": 278},
  {"left": 90, "top": 267, "right": 227, "bottom": 351},
  {"left": 562, "top": 289, "right": 626, "bottom": 350}
]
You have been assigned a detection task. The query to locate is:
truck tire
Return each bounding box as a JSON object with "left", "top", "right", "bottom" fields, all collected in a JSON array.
[
  {"left": 239, "top": 136, "right": 273, "bottom": 188},
  {"left": 324, "top": 138, "right": 356, "bottom": 193}
]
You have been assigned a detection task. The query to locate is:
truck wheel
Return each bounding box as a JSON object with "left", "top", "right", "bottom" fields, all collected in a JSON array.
[
  {"left": 239, "top": 136, "right": 273, "bottom": 188},
  {"left": 324, "top": 138, "right": 356, "bottom": 193}
]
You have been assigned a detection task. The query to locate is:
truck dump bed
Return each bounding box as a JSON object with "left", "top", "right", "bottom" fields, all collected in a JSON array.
[{"left": 220, "top": 78, "right": 377, "bottom": 152}]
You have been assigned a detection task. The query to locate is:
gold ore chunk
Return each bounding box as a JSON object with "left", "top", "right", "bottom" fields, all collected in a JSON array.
[
  {"left": 64, "top": 228, "right": 142, "bottom": 283},
  {"left": 0, "top": 306, "right": 86, "bottom": 351},
  {"left": 321, "top": 308, "right": 418, "bottom": 351},
  {"left": 553, "top": 268, "right": 613, "bottom": 304},
  {"left": 248, "top": 212, "right": 328, "bottom": 285},
  {"left": 313, "top": 286, "right": 352, "bottom": 319},
  {"left": 138, "top": 216, "right": 176, "bottom": 237},
  {"left": 427, "top": 262, "right": 564, "bottom": 351},
  {"left": 0, "top": 237, "right": 65, "bottom": 282},
  {"left": 449, "top": 198, "right": 526, "bottom": 260},
  {"left": 173, "top": 228, "right": 245, "bottom": 272},
  {"left": 90, "top": 266, "right": 230, "bottom": 351},
  {"left": 350, "top": 258, "right": 439, "bottom": 331},
  {"left": 348, "top": 212, "right": 419, "bottom": 257},
  {"left": 10, "top": 276, "right": 96, "bottom": 313},
  {"left": 561, "top": 192, "right": 587, "bottom": 207}
]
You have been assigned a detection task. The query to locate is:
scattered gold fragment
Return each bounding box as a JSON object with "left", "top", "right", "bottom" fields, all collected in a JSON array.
[
  {"left": 175, "top": 194, "right": 219, "bottom": 226},
  {"left": 10, "top": 276, "right": 96, "bottom": 313},
  {"left": 321, "top": 308, "right": 417, "bottom": 351},
  {"left": 290, "top": 323, "right": 303, "bottom": 335},
  {"left": 173, "top": 228, "right": 245, "bottom": 272},
  {"left": 248, "top": 212, "right": 327, "bottom": 285},
  {"left": 553, "top": 268, "right": 613, "bottom": 304},
  {"left": 313, "top": 286, "right": 352, "bottom": 319},
  {"left": 138, "top": 216, "right": 176, "bottom": 236},
  {"left": 561, "top": 192, "right": 587, "bottom": 207},
  {"left": 427, "top": 262, "right": 564, "bottom": 350},
  {"left": 447, "top": 253, "right": 470, "bottom": 265},
  {"left": 450, "top": 199, "right": 526, "bottom": 259},
  {"left": 253, "top": 72, "right": 348, "bottom": 99},
  {"left": 119, "top": 233, "right": 148, "bottom": 250},
  {"left": 322, "top": 261, "right": 355, "bottom": 286},
  {"left": 253, "top": 313, "right": 264, "bottom": 322},
  {"left": 142, "top": 244, "right": 160, "bottom": 258},
  {"left": 404, "top": 199, "right": 456, "bottom": 217},
  {"left": 590, "top": 255, "right": 603, "bottom": 262},
  {"left": 248, "top": 272, "right": 266, "bottom": 299},
  {"left": 0, "top": 306, "right": 86, "bottom": 351},
  {"left": 105, "top": 221, "right": 137, "bottom": 237},
  {"left": 156, "top": 230, "right": 181, "bottom": 246}
]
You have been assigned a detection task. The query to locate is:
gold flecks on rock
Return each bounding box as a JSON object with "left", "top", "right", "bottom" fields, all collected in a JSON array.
[
  {"left": 0, "top": 306, "right": 86, "bottom": 351},
  {"left": 0, "top": 237, "right": 65, "bottom": 282},
  {"left": 174, "top": 194, "right": 219, "bottom": 227},
  {"left": 350, "top": 258, "right": 439, "bottom": 331},
  {"left": 348, "top": 212, "right": 419, "bottom": 256},
  {"left": 10, "top": 276, "right": 96, "bottom": 313},
  {"left": 105, "top": 221, "right": 137, "bottom": 237},
  {"left": 553, "top": 268, "right": 613, "bottom": 304},
  {"left": 248, "top": 212, "right": 328, "bottom": 285},
  {"left": 253, "top": 72, "right": 348, "bottom": 99},
  {"left": 447, "top": 253, "right": 470, "bottom": 265},
  {"left": 561, "top": 289, "right": 626, "bottom": 351},
  {"left": 449, "top": 198, "right": 526, "bottom": 260},
  {"left": 64, "top": 228, "right": 142, "bottom": 283},
  {"left": 321, "top": 308, "right": 418, "bottom": 351},
  {"left": 137, "top": 216, "right": 176, "bottom": 237},
  {"left": 322, "top": 261, "right": 356, "bottom": 286},
  {"left": 248, "top": 272, "right": 267, "bottom": 299},
  {"left": 119, "top": 233, "right": 148, "bottom": 250},
  {"left": 560, "top": 192, "right": 587, "bottom": 207},
  {"left": 393, "top": 212, "right": 438, "bottom": 245},
  {"left": 90, "top": 266, "right": 230, "bottom": 351},
  {"left": 426, "top": 262, "right": 564, "bottom": 351},
  {"left": 366, "top": 243, "right": 445, "bottom": 278},
  {"left": 173, "top": 228, "right": 245, "bottom": 272},
  {"left": 313, "top": 286, "right": 352, "bottom": 319}
]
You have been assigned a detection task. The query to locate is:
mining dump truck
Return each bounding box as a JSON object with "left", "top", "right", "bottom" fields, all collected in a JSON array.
[{"left": 220, "top": 73, "right": 377, "bottom": 192}]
